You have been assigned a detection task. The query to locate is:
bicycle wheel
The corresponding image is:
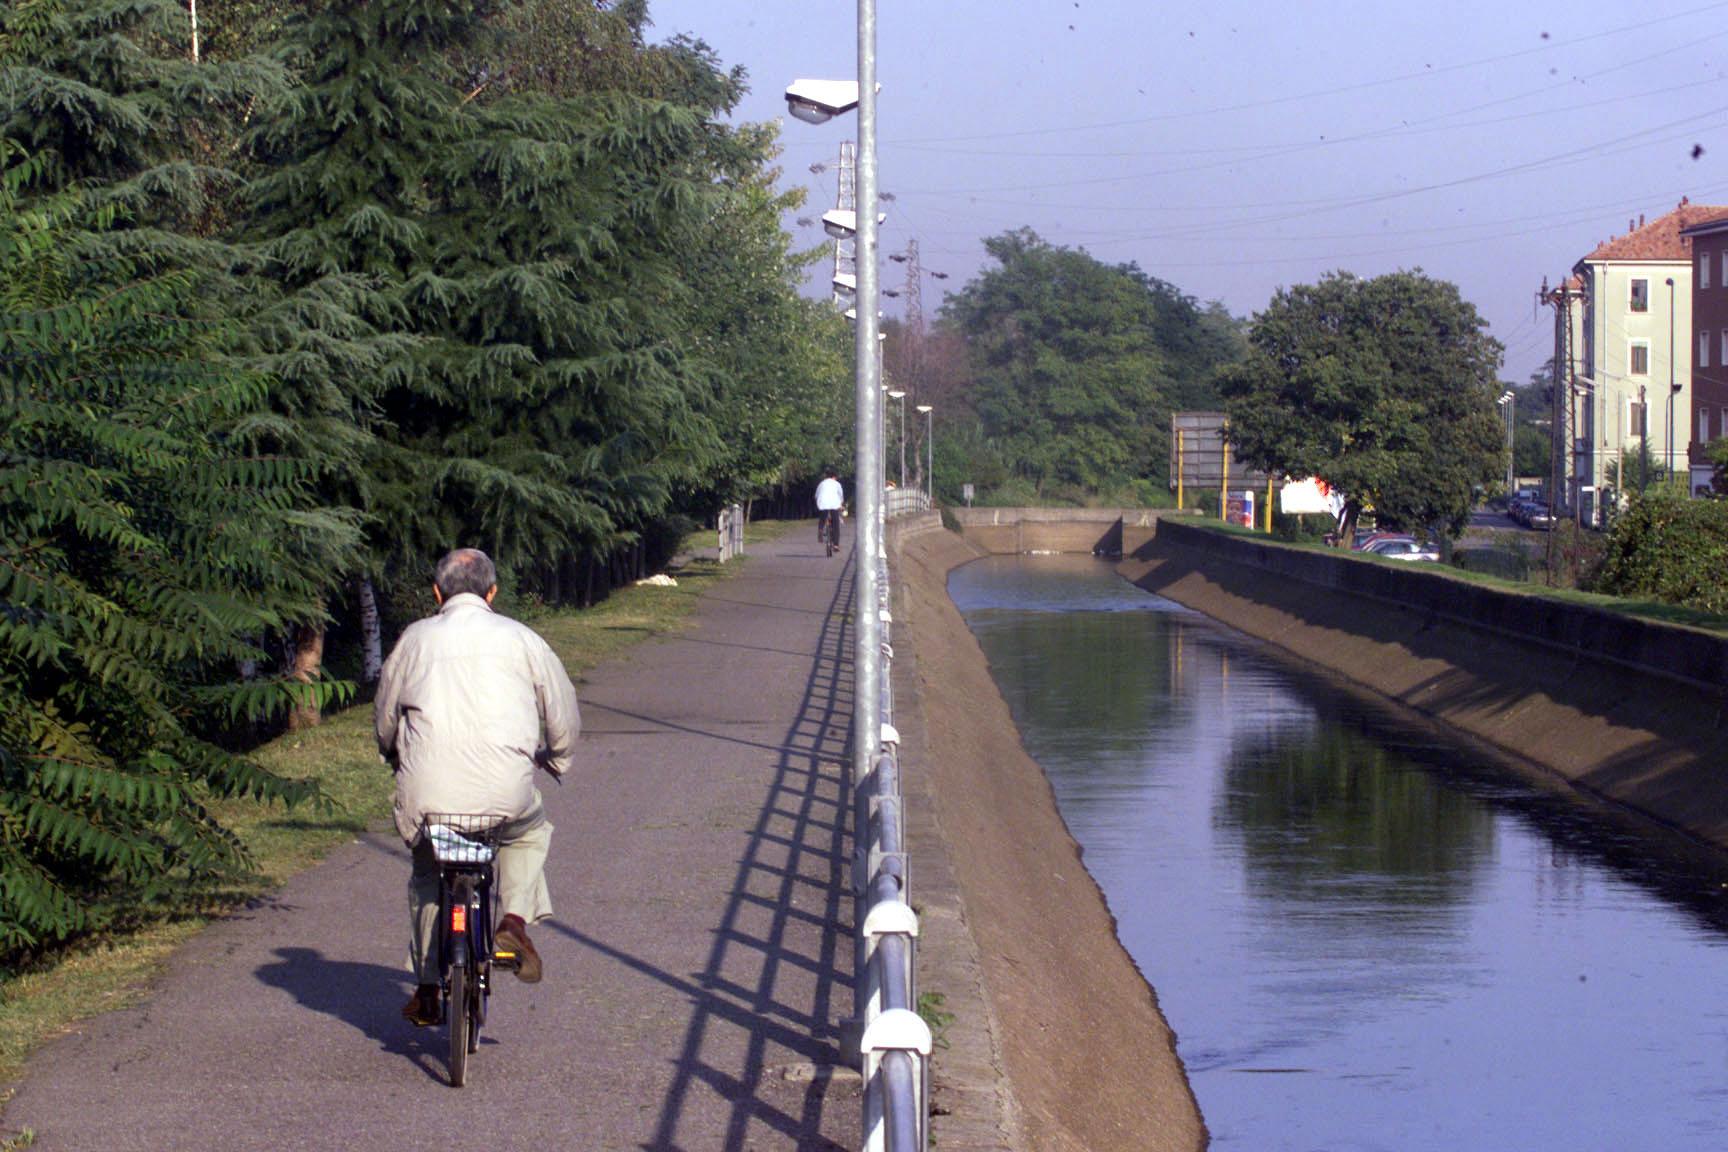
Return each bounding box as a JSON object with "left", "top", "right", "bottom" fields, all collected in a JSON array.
[{"left": 447, "top": 958, "right": 470, "bottom": 1086}]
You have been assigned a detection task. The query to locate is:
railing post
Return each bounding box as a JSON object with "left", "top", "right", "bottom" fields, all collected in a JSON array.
[{"left": 861, "top": 1008, "right": 932, "bottom": 1152}]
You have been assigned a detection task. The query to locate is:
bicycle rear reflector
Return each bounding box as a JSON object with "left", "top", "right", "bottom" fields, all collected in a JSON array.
[{"left": 451, "top": 905, "right": 467, "bottom": 934}]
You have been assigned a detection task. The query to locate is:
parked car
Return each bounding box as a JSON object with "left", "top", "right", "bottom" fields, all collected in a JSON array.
[
  {"left": 1363, "top": 537, "right": 1440, "bottom": 561},
  {"left": 1352, "top": 532, "right": 1413, "bottom": 551},
  {"left": 1523, "top": 503, "right": 1553, "bottom": 530}
]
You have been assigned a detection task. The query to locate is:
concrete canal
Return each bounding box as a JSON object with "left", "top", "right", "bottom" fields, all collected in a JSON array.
[{"left": 949, "top": 553, "right": 1728, "bottom": 1151}]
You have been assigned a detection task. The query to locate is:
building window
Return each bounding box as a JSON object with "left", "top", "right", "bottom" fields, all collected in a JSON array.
[
  {"left": 1721, "top": 329, "right": 1728, "bottom": 365},
  {"left": 1630, "top": 397, "right": 1648, "bottom": 438},
  {"left": 1703, "top": 408, "right": 1712, "bottom": 445},
  {"left": 1703, "top": 331, "right": 1712, "bottom": 368},
  {"left": 1630, "top": 278, "right": 1650, "bottom": 312},
  {"left": 1704, "top": 252, "right": 1713, "bottom": 290},
  {"left": 1630, "top": 341, "right": 1650, "bottom": 375},
  {"left": 1721, "top": 250, "right": 1727, "bottom": 287}
]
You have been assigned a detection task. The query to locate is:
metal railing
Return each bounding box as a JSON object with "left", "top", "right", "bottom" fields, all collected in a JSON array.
[
  {"left": 716, "top": 503, "right": 745, "bottom": 563},
  {"left": 883, "top": 487, "right": 931, "bottom": 520},
  {"left": 853, "top": 546, "right": 931, "bottom": 1152}
]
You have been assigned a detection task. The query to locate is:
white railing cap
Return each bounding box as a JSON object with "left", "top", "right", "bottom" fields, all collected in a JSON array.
[
  {"left": 861, "top": 1008, "right": 933, "bottom": 1056},
  {"left": 863, "top": 899, "right": 919, "bottom": 939}
]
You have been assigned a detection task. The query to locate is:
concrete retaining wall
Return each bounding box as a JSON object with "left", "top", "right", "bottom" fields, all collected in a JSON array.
[
  {"left": 950, "top": 506, "right": 1165, "bottom": 556},
  {"left": 1151, "top": 518, "right": 1728, "bottom": 693}
]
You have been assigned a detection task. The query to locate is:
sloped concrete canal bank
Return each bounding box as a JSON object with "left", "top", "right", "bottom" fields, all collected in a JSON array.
[{"left": 1118, "top": 520, "right": 1728, "bottom": 855}]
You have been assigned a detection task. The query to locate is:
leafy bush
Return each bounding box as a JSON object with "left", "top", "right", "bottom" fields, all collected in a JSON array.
[
  {"left": 1592, "top": 493, "right": 1728, "bottom": 612},
  {"left": 1455, "top": 545, "right": 1530, "bottom": 581}
]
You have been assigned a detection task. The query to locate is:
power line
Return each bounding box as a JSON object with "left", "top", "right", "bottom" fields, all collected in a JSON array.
[{"left": 881, "top": 0, "right": 1728, "bottom": 146}]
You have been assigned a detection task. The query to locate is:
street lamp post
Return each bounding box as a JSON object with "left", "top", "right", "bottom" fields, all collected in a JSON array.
[
  {"left": 916, "top": 405, "right": 933, "bottom": 503},
  {"left": 1498, "top": 390, "right": 1515, "bottom": 492},
  {"left": 888, "top": 390, "right": 906, "bottom": 489},
  {"left": 785, "top": 13, "right": 878, "bottom": 816},
  {"left": 1666, "top": 276, "right": 1678, "bottom": 484},
  {"left": 1639, "top": 383, "right": 1650, "bottom": 494}
]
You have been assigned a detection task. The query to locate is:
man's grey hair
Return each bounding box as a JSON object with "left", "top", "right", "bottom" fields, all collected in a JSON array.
[{"left": 434, "top": 549, "right": 497, "bottom": 599}]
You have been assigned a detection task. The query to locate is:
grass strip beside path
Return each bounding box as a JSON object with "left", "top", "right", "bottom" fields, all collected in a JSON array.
[{"left": 0, "top": 524, "right": 789, "bottom": 1091}]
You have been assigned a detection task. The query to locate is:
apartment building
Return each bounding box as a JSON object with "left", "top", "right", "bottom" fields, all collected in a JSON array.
[
  {"left": 1571, "top": 200, "right": 1727, "bottom": 515},
  {"left": 1678, "top": 210, "right": 1728, "bottom": 495}
]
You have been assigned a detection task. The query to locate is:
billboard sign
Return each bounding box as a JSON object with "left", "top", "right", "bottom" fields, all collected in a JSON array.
[{"left": 1170, "top": 411, "right": 1268, "bottom": 490}]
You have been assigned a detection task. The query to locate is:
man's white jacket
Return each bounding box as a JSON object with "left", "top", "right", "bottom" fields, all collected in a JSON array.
[{"left": 374, "top": 592, "right": 580, "bottom": 841}]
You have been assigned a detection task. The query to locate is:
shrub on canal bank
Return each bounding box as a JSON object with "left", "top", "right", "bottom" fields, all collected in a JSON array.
[{"left": 1593, "top": 493, "right": 1728, "bottom": 614}]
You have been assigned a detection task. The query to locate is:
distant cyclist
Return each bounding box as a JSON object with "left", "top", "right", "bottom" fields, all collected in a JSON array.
[
  {"left": 374, "top": 548, "right": 580, "bottom": 1026},
  {"left": 815, "top": 469, "right": 845, "bottom": 554}
]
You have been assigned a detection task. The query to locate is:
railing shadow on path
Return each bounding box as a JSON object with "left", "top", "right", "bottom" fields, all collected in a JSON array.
[{"left": 566, "top": 541, "right": 861, "bottom": 1151}]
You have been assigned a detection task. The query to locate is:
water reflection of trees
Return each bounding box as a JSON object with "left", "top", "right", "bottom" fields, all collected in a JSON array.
[
  {"left": 1217, "top": 726, "right": 1496, "bottom": 916},
  {"left": 975, "top": 612, "right": 1181, "bottom": 760}
]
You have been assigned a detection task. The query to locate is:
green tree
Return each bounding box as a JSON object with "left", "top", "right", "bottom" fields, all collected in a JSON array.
[
  {"left": 1513, "top": 364, "right": 1556, "bottom": 482},
  {"left": 1218, "top": 270, "right": 1504, "bottom": 540},
  {"left": 0, "top": 146, "right": 349, "bottom": 953},
  {"left": 0, "top": 0, "right": 356, "bottom": 953},
  {"left": 675, "top": 131, "right": 852, "bottom": 510},
  {"left": 940, "top": 228, "right": 1241, "bottom": 502}
]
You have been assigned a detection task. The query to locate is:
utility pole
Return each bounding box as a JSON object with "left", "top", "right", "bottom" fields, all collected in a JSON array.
[
  {"left": 830, "top": 141, "right": 857, "bottom": 308},
  {"left": 890, "top": 238, "right": 926, "bottom": 490},
  {"left": 1540, "top": 276, "right": 1584, "bottom": 583}
]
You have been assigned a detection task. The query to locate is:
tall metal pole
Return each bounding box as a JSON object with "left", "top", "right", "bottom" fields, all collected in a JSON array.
[
  {"left": 853, "top": 0, "right": 881, "bottom": 805},
  {"left": 896, "top": 394, "right": 906, "bottom": 489},
  {"left": 925, "top": 408, "right": 933, "bottom": 503},
  {"left": 1667, "top": 276, "right": 1677, "bottom": 482},
  {"left": 1506, "top": 394, "right": 1515, "bottom": 491}
]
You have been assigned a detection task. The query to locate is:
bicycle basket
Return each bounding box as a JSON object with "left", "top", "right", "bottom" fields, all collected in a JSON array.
[{"left": 420, "top": 814, "right": 504, "bottom": 864}]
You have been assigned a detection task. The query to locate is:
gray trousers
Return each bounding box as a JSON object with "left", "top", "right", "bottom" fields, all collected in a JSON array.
[{"left": 407, "top": 791, "right": 553, "bottom": 982}]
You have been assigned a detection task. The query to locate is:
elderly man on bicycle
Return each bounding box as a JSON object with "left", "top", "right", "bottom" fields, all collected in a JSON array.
[{"left": 375, "top": 548, "right": 580, "bottom": 1026}]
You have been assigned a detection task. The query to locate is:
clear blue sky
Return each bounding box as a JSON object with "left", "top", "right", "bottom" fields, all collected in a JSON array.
[{"left": 645, "top": 0, "right": 1728, "bottom": 385}]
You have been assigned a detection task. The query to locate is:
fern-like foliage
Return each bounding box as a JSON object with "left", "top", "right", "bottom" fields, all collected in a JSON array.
[{"left": 0, "top": 138, "right": 344, "bottom": 957}]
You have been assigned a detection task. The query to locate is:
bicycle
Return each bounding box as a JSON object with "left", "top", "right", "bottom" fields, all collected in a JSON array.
[
  {"left": 818, "top": 508, "right": 841, "bottom": 557},
  {"left": 421, "top": 814, "right": 518, "bottom": 1087}
]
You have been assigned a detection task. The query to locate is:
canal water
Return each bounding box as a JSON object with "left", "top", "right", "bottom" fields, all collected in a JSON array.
[{"left": 949, "top": 554, "right": 1728, "bottom": 1152}]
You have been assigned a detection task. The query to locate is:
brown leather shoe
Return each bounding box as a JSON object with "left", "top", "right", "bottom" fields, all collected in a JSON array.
[
  {"left": 402, "top": 983, "right": 441, "bottom": 1027},
  {"left": 494, "top": 914, "right": 542, "bottom": 983}
]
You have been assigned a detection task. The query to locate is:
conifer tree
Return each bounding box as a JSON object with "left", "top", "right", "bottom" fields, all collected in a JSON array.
[
  {"left": 0, "top": 0, "right": 356, "bottom": 952},
  {"left": 0, "top": 145, "right": 352, "bottom": 952}
]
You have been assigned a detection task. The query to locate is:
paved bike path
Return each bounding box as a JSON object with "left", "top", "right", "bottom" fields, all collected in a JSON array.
[{"left": 5, "top": 528, "right": 864, "bottom": 1150}]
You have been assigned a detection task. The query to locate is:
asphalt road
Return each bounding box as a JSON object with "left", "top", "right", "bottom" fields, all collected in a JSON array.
[{"left": 4, "top": 529, "right": 864, "bottom": 1150}]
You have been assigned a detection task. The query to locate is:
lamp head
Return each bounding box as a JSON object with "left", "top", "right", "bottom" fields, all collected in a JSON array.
[
  {"left": 784, "top": 79, "right": 860, "bottom": 124},
  {"left": 821, "top": 208, "right": 887, "bottom": 240}
]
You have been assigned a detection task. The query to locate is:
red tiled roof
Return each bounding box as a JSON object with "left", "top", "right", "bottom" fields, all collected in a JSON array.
[{"left": 1579, "top": 199, "right": 1728, "bottom": 262}]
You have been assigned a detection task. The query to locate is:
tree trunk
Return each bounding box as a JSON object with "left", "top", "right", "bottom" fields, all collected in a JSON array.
[
  {"left": 288, "top": 620, "right": 326, "bottom": 729},
  {"left": 1338, "top": 501, "right": 1362, "bottom": 548},
  {"left": 357, "top": 576, "right": 383, "bottom": 684}
]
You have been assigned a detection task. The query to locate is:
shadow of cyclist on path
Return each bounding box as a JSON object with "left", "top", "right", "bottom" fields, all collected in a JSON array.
[{"left": 255, "top": 946, "right": 449, "bottom": 1083}]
